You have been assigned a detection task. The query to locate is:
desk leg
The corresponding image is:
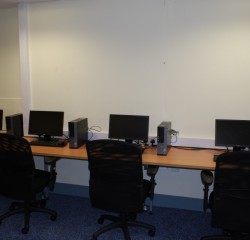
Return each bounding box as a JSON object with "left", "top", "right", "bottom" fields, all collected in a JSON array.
[
  {"left": 44, "top": 157, "right": 60, "bottom": 191},
  {"left": 146, "top": 165, "right": 159, "bottom": 214}
]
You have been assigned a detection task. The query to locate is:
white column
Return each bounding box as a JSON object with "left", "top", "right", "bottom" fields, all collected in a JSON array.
[{"left": 18, "top": 3, "right": 31, "bottom": 136}]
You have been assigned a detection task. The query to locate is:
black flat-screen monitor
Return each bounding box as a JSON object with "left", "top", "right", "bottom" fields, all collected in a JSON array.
[
  {"left": 0, "top": 110, "right": 2, "bottom": 130},
  {"left": 28, "top": 110, "right": 64, "bottom": 140},
  {"left": 108, "top": 114, "right": 149, "bottom": 143},
  {"left": 215, "top": 119, "right": 250, "bottom": 150},
  {"left": 6, "top": 113, "right": 23, "bottom": 137}
]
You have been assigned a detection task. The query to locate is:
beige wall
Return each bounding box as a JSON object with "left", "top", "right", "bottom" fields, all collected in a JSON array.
[
  {"left": 1, "top": 0, "right": 250, "bottom": 140},
  {"left": 0, "top": 7, "right": 22, "bottom": 129},
  {"left": 26, "top": 0, "right": 250, "bottom": 141}
]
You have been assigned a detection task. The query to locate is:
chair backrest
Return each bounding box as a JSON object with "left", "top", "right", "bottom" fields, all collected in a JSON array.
[
  {"left": 86, "top": 139, "right": 144, "bottom": 213},
  {"left": 212, "top": 151, "right": 250, "bottom": 232},
  {"left": 0, "top": 133, "right": 35, "bottom": 200}
]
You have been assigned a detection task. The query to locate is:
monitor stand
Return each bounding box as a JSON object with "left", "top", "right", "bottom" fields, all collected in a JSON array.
[{"left": 41, "top": 134, "right": 53, "bottom": 142}]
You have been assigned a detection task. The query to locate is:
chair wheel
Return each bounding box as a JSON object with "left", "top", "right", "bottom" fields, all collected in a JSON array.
[
  {"left": 97, "top": 216, "right": 104, "bottom": 224},
  {"left": 148, "top": 229, "right": 156, "bottom": 237},
  {"left": 50, "top": 215, "right": 57, "bottom": 221},
  {"left": 22, "top": 227, "right": 29, "bottom": 234}
]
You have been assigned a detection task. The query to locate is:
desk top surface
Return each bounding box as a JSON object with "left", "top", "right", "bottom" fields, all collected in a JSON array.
[
  {"left": 143, "top": 147, "right": 220, "bottom": 170},
  {"left": 25, "top": 137, "right": 221, "bottom": 170}
]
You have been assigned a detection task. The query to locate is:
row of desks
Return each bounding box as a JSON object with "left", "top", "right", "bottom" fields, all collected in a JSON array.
[
  {"left": 19, "top": 136, "right": 222, "bottom": 212},
  {"left": 26, "top": 137, "right": 222, "bottom": 171}
]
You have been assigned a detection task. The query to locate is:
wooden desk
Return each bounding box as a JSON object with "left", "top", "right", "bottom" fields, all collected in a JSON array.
[
  {"left": 27, "top": 137, "right": 219, "bottom": 171},
  {"left": 30, "top": 142, "right": 87, "bottom": 160},
  {"left": 27, "top": 137, "right": 220, "bottom": 212},
  {"left": 143, "top": 147, "right": 218, "bottom": 170}
]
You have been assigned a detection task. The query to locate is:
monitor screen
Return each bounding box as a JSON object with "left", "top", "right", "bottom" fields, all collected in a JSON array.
[
  {"left": 28, "top": 110, "right": 64, "bottom": 139},
  {"left": 215, "top": 119, "right": 250, "bottom": 149},
  {"left": 108, "top": 114, "right": 149, "bottom": 142},
  {"left": 5, "top": 113, "right": 23, "bottom": 137},
  {"left": 0, "top": 110, "right": 2, "bottom": 130}
]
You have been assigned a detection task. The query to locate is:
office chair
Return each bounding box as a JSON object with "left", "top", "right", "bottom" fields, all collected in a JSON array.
[
  {"left": 0, "top": 133, "right": 57, "bottom": 234},
  {"left": 86, "top": 139, "right": 156, "bottom": 240},
  {"left": 201, "top": 151, "right": 250, "bottom": 240}
]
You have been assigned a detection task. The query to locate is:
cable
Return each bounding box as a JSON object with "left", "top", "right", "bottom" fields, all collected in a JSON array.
[
  {"left": 170, "top": 129, "right": 179, "bottom": 144},
  {"left": 88, "top": 126, "right": 102, "bottom": 141}
]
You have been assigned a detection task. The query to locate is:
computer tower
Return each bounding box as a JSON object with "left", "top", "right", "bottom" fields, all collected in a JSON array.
[
  {"left": 157, "top": 121, "right": 171, "bottom": 155},
  {"left": 5, "top": 113, "right": 24, "bottom": 137},
  {"left": 68, "top": 118, "right": 88, "bottom": 148},
  {"left": 0, "top": 110, "right": 3, "bottom": 130}
]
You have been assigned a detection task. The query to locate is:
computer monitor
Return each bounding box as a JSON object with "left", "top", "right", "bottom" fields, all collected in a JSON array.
[
  {"left": 0, "top": 110, "right": 2, "bottom": 130},
  {"left": 108, "top": 114, "right": 149, "bottom": 143},
  {"left": 215, "top": 119, "right": 250, "bottom": 150},
  {"left": 5, "top": 113, "right": 23, "bottom": 137},
  {"left": 28, "top": 110, "right": 64, "bottom": 141}
]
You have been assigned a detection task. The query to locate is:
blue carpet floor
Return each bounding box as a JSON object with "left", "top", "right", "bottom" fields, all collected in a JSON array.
[{"left": 0, "top": 193, "right": 220, "bottom": 240}]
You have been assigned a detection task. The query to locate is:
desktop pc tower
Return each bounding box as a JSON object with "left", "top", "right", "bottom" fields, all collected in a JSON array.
[
  {"left": 68, "top": 118, "right": 88, "bottom": 148},
  {"left": 5, "top": 113, "right": 24, "bottom": 137},
  {"left": 157, "top": 121, "right": 171, "bottom": 155}
]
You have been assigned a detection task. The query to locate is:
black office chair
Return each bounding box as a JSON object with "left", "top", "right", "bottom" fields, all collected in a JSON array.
[
  {"left": 0, "top": 133, "right": 57, "bottom": 234},
  {"left": 86, "top": 139, "right": 156, "bottom": 240},
  {"left": 201, "top": 151, "right": 250, "bottom": 240}
]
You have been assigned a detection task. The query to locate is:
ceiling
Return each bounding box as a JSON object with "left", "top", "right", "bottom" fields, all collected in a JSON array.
[{"left": 0, "top": 0, "right": 57, "bottom": 9}]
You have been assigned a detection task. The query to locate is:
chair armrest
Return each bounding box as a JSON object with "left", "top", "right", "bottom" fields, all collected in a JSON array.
[
  {"left": 201, "top": 170, "right": 214, "bottom": 213},
  {"left": 44, "top": 157, "right": 60, "bottom": 165},
  {"left": 145, "top": 165, "right": 159, "bottom": 213},
  {"left": 201, "top": 170, "right": 214, "bottom": 186},
  {"left": 146, "top": 165, "right": 159, "bottom": 177},
  {"left": 44, "top": 157, "right": 60, "bottom": 191}
]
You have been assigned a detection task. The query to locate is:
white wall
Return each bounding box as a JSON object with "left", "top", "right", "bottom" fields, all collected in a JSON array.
[
  {"left": 27, "top": 0, "right": 165, "bottom": 137},
  {"left": 0, "top": 7, "right": 22, "bottom": 129},
  {"left": 163, "top": 0, "right": 250, "bottom": 139},
  {"left": 26, "top": 0, "right": 250, "bottom": 140}
]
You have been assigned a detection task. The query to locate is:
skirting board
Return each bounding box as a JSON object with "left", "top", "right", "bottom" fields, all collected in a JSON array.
[{"left": 53, "top": 182, "right": 204, "bottom": 212}]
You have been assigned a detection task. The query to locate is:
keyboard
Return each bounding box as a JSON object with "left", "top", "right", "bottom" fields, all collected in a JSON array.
[{"left": 30, "top": 139, "right": 67, "bottom": 147}]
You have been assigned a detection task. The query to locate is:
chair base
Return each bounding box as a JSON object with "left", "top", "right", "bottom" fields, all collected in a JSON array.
[
  {"left": 0, "top": 200, "right": 57, "bottom": 234},
  {"left": 91, "top": 213, "right": 155, "bottom": 240}
]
